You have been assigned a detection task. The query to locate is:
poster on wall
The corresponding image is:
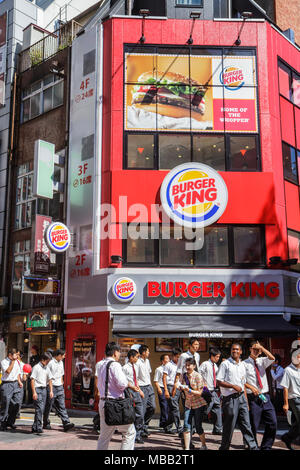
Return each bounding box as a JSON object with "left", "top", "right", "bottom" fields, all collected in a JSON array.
[
  {"left": 125, "top": 51, "right": 258, "bottom": 133},
  {"left": 71, "top": 338, "right": 96, "bottom": 407}
]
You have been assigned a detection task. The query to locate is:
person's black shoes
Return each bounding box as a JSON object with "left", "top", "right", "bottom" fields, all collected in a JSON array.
[
  {"left": 212, "top": 430, "right": 223, "bottom": 435},
  {"left": 32, "top": 430, "right": 44, "bottom": 435},
  {"left": 281, "top": 433, "right": 294, "bottom": 450},
  {"left": 135, "top": 437, "right": 145, "bottom": 444},
  {"left": 141, "top": 431, "right": 150, "bottom": 438},
  {"left": 164, "top": 428, "right": 177, "bottom": 434},
  {"left": 43, "top": 424, "right": 52, "bottom": 430},
  {"left": 0, "top": 424, "right": 7, "bottom": 431},
  {"left": 64, "top": 423, "right": 75, "bottom": 432},
  {"left": 6, "top": 424, "right": 17, "bottom": 430}
]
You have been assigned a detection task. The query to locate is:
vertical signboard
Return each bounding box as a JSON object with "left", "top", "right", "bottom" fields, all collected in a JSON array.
[
  {"left": 66, "top": 25, "right": 102, "bottom": 311},
  {"left": 33, "top": 140, "right": 55, "bottom": 199},
  {"left": 31, "top": 214, "right": 52, "bottom": 274},
  {"left": 71, "top": 338, "right": 96, "bottom": 407},
  {"left": 0, "top": 12, "right": 7, "bottom": 107}
]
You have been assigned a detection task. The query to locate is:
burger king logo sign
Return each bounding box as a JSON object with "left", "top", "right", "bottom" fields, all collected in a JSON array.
[
  {"left": 113, "top": 278, "right": 137, "bottom": 302},
  {"left": 220, "top": 66, "right": 245, "bottom": 91},
  {"left": 160, "top": 163, "right": 228, "bottom": 228},
  {"left": 45, "top": 222, "right": 71, "bottom": 253}
]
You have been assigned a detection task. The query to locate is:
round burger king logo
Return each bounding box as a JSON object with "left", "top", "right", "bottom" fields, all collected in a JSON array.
[
  {"left": 45, "top": 222, "right": 71, "bottom": 253},
  {"left": 220, "top": 66, "right": 244, "bottom": 90},
  {"left": 113, "top": 278, "right": 137, "bottom": 302},
  {"left": 160, "top": 163, "right": 228, "bottom": 228}
]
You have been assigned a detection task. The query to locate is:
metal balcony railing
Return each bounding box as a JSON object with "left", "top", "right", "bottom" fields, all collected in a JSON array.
[{"left": 19, "top": 20, "right": 83, "bottom": 73}]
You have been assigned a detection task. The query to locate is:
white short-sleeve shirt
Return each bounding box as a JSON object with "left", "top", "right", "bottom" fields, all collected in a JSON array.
[
  {"left": 0, "top": 358, "right": 21, "bottom": 382},
  {"left": 163, "top": 361, "right": 178, "bottom": 386},
  {"left": 176, "top": 351, "right": 200, "bottom": 375},
  {"left": 280, "top": 364, "right": 300, "bottom": 399},
  {"left": 137, "top": 358, "right": 152, "bottom": 387},
  {"left": 31, "top": 362, "right": 53, "bottom": 388},
  {"left": 243, "top": 356, "right": 274, "bottom": 394},
  {"left": 154, "top": 365, "right": 164, "bottom": 388},
  {"left": 216, "top": 357, "right": 247, "bottom": 397},
  {"left": 48, "top": 358, "right": 64, "bottom": 387},
  {"left": 199, "top": 360, "right": 219, "bottom": 391}
]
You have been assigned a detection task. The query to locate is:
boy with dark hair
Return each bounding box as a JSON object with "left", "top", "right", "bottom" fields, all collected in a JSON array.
[
  {"left": 0, "top": 348, "right": 23, "bottom": 431},
  {"left": 31, "top": 352, "right": 53, "bottom": 435},
  {"left": 123, "top": 349, "right": 144, "bottom": 443},
  {"left": 43, "top": 349, "right": 74, "bottom": 432},
  {"left": 163, "top": 348, "right": 183, "bottom": 436},
  {"left": 199, "top": 347, "right": 222, "bottom": 435},
  {"left": 154, "top": 354, "right": 173, "bottom": 434}
]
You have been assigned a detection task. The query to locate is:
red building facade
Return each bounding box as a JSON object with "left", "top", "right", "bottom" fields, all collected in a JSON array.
[{"left": 64, "top": 17, "right": 300, "bottom": 409}]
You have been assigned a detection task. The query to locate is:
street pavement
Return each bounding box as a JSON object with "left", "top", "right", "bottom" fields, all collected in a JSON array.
[{"left": 0, "top": 407, "right": 299, "bottom": 451}]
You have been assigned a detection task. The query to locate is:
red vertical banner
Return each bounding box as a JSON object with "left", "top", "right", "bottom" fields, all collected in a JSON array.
[{"left": 32, "top": 215, "right": 52, "bottom": 274}]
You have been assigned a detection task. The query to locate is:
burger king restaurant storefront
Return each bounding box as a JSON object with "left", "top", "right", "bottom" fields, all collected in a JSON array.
[{"left": 109, "top": 271, "right": 299, "bottom": 364}]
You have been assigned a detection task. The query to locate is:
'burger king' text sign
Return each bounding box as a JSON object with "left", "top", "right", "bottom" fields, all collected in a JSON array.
[
  {"left": 45, "top": 222, "right": 71, "bottom": 253},
  {"left": 113, "top": 278, "right": 137, "bottom": 302},
  {"left": 160, "top": 163, "right": 228, "bottom": 228}
]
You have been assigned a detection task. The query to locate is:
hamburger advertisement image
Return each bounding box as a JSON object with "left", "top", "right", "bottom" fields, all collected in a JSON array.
[{"left": 125, "top": 51, "right": 258, "bottom": 133}]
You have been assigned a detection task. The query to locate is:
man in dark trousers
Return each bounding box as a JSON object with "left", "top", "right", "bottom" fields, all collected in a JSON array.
[
  {"left": 122, "top": 349, "right": 145, "bottom": 443},
  {"left": 244, "top": 340, "right": 277, "bottom": 450},
  {"left": 216, "top": 343, "right": 258, "bottom": 451},
  {"left": 163, "top": 347, "right": 183, "bottom": 436},
  {"left": 199, "top": 347, "right": 223, "bottom": 435},
  {"left": 137, "top": 345, "right": 156, "bottom": 439},
  {"left": 0, "top": 348, "right": 23, "bottom": 430},
  {"left": 31, "top": 352, "right": 53, "bottom": 435},
  {"left": 43, "top": 349, "right": 74, "bottom": 432}
]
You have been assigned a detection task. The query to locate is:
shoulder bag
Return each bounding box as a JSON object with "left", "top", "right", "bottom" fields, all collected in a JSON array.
[{"left": 103, "top": 361, "right": 135, "bottom": 426}]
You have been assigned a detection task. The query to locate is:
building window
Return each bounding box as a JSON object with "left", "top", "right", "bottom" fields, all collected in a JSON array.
[
  {"left": 287, "top": 229, "right": 300, "bottom": 272},
  {"left": 282, "top": 142, "right": 299, "bottom": 184},
  {"left": 125, "top": 132, "right": 260, "bottom": 171},
  {"left": 279, "top": 61, "right": 300, "bottom": 107},
  {"left": 11, "top": 239, "right": 31, "bottom": 311},
  {"left": 15, "top": 163, "right": 35, "bottom": 230},
  {"left": 233, "top": 226, "right": 264, "bottom": 265},
  {"left": 123, "top": 224, "right": 265, "bottom": 267},
  {"left": 125, "top": 45, "right": 259, "bottom": 171},
  {"left": 21, "top": 74, "right": 64, "bottom": 123}
]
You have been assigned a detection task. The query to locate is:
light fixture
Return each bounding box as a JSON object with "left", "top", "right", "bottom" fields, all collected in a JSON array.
[
  {"left": 269, "top": 256, "right": 282, "bottom": 265},
  {"left": 282, "top": 258, "right": 298, "bottom": 266},
  {"left": 139, "top": 9, "right": 150, "bottom": 44},
  {"left": 111, "top": 255, "right": 123, "bottom": 264},
  {"left": 187, "top": 11, "right": 201, "bottom": 45},
  {"left": 49, "top": 60, "right": 65, "bottom": 78},
  {"left": 235, "top": 11, "right": 253, "bottom": 46}
]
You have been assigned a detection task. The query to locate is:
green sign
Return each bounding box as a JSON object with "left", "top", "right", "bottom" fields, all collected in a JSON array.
[{"left": 33, "top": 140, "right": 55, "bottom": 199}]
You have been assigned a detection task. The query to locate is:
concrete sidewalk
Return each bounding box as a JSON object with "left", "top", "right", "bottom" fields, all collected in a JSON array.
[{"left": 0, "top": 407, "right": 299, "bottom": 451}]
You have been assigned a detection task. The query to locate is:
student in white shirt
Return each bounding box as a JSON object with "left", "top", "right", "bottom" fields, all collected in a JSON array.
[
  {"left": 123, "top": 349, "right": 144, "bottom": 443},
  {"left": 31, "top": 352, "right": 53, "bottom": 435},
  {"left": 270, "top": 354, "right": 285, "bottom": 412},
  {"left": 244, "top": 340, "right": 276, "bottom": 450},
  {"left": 280, "top": 346, "right": 300, "bottom": 450},
  {"left": 43, "top": 349, "right": 74, "bottom": 432},
  {"left": 154, "top": 354, "right": 174, "bottom": 434},
  {"left": 137, "top": 344, "right": 156, "bottom": 438},
  {"left": 199, "top": 347, "right": 222, "bottom": 435},
  {"left": 0, "top": 348, "right": 23, "bottom": 431},
  {"left": 163, "top": 348, "right": 183, "bottom": 437},
  {"left": 216, "top": 343, "right": 258, "bottom": 451},
  {"left": 96, "top": 342, "right": 136, "bottom": 450}
]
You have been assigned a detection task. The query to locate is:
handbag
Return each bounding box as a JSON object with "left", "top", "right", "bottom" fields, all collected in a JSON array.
[{"left": 103, "top": 361, "right": 135, "bottom": 426}]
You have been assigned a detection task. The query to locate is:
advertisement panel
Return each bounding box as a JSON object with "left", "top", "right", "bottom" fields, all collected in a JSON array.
[
  {"left": 32, "top": 214, "right": 52, "bottom": 274},
  {"left": 125, "top": 50, "right": 257, "bottom": 133},
  {"left": 71, "top": 338, "right": 96, "bottom": 407},
  {"left": 66, "top": 25, "right": 103, "bottom": 312}
]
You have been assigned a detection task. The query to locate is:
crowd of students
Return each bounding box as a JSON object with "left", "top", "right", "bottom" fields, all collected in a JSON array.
[
  {"left": 95, "top": 338, "right": 300, "bottom": 451},
  {"left": 1, "top": 338, "right": 300, "bottom": 451},
  {"left": 0, "top": 348, "right": 74, "bottom": 435}
]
